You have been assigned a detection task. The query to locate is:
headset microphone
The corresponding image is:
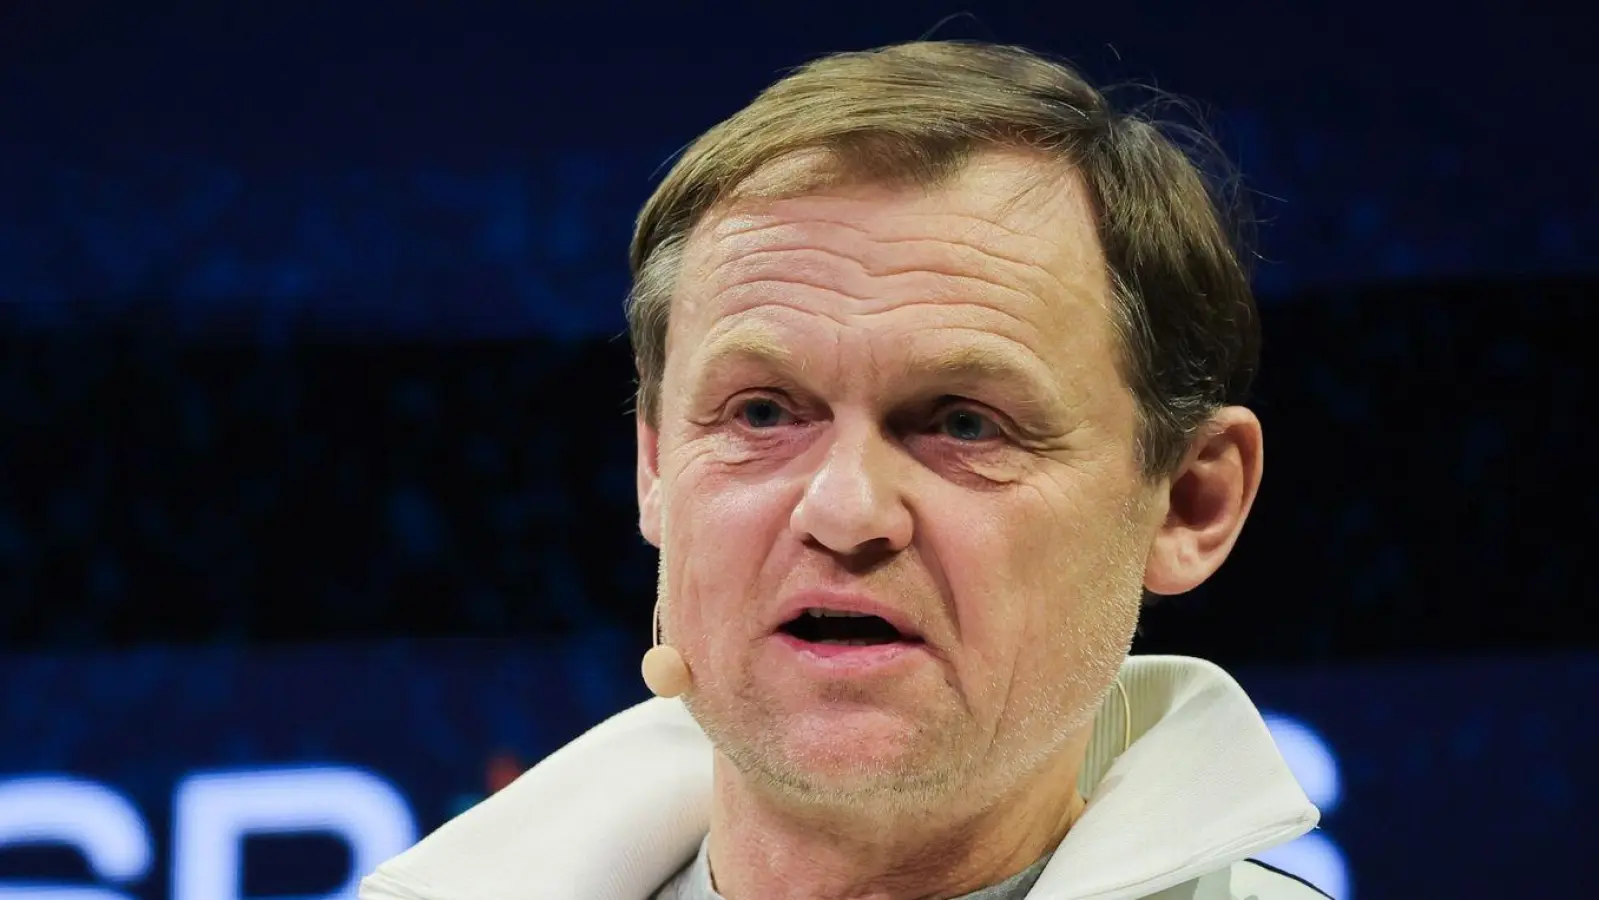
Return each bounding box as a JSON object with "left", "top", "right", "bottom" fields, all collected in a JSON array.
[{"left": 641, "top": 600, "right": 692, "bottom": 698}]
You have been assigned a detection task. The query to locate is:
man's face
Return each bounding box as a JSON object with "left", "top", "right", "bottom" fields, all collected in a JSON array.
[{"left": 638, "top": 152, "right": 1157, "bottom": 807}]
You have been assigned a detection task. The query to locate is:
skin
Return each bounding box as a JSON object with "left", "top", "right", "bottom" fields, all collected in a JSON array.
[{"left": 635, "top": 150, "right": 1263, "bottom": 900}]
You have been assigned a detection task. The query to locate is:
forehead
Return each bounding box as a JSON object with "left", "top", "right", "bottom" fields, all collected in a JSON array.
[{"left": 668, "top": 152, "right": 1118, "bottom": 380}]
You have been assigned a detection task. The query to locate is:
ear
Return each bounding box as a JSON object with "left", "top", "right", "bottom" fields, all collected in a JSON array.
[
  {"left": 1144, "top": 406, "right": 1264, "bottom": 596},
  {"left": 637, "top": 413, "right": 664, "bottom": 548}
]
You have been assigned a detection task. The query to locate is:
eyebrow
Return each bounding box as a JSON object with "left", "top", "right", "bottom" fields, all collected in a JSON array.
[
  {"left": 692, "top": 328, "right": 1059, "bottom": 406},
  {"left": 915, "top": 343, "right": 1054, "bottom": 393},
  {"left": 694, "top": 329, "right": 801, "bottom": 376}
]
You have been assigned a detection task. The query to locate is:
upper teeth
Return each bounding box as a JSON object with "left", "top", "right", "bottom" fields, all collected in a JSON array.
[{"left": 805, "top": 609, "right": 873, "bottom": 618}]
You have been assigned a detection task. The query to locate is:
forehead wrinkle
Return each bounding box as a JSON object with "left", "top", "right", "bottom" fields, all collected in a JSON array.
[
  {"left": 711, "top": 273, "right": 868, "bottom": 309},
  {"left": 692, "top": 148, "right": 1105, "bottom": 276},
  {"left": 711, "top": 253, "right": 1046, "bottom": 319},
  {"left": 705, "top": 244, "right": 870, "bottom": 302},
  {"left": 694, "top": 205, "right": 1103, "bottom": 331},
  {"left": 864, "top": 233, "right": 1053, "bottom": 282},
  {"left": 701, "top": 231, "right": 1059, "bottom": 317},
  {"left": 866, "top": 299, "right": 1041, "bottom": 344},
  {"left": 708, "top": 207, "right": 1061, "bottom": 282}
]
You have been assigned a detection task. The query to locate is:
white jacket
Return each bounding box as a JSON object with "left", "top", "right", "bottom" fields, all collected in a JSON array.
[{"left": 361, "top": 655, "right": 1327, "bottom": 900}]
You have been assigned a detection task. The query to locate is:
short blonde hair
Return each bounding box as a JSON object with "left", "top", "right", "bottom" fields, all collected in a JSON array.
[{"left": 627, "top": 41, "right": 1258, "bottom": 477}]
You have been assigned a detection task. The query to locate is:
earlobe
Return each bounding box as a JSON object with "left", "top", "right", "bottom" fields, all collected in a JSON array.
[
  {"left": 1143, "top": 407, "right": 1264, "bottom": 596},
  {"left": 637, "top": 415, "right": 664, "bottom": 548}
]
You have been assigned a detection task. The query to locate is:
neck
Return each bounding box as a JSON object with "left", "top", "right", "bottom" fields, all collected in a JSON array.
[{"left": 706, "top": 737, "right": 1089, "bottom": 900}]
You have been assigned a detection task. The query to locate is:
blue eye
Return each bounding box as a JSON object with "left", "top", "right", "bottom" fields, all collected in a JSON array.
[
  {"left": 739, "top": 398, "right": 790, "bottom": 429},
  {"left": 940, "top": 409, "right": 999, "bottom": 441}
]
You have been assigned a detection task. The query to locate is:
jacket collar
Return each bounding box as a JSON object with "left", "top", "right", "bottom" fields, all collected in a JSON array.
[{"left": 364, "top": 655, "right": 1318, "bottom": 900}]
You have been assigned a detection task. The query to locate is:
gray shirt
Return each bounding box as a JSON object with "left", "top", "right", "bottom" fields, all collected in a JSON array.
[{"left": 653, "top": 837, "right": 1053, "bottom": 900}]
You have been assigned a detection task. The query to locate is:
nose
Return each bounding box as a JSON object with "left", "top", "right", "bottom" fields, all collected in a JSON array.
[{"left": 790, "top": 421, "right": 914, "bottom": 558}]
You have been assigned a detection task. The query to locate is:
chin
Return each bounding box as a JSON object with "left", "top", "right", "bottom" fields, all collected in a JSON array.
[
  {"left": 763, "top": 756, "right": 961, "bottom": 812},
  {"left": 692, "top": 681, "right": 968, "bottom": 802},
  {"left": 759, "top": 707, "right": 963, "bottom": 801}
]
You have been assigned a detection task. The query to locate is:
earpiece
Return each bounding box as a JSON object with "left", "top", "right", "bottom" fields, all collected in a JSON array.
[{"left": 641, "top": 600, "right": 692, "bottom": 698}]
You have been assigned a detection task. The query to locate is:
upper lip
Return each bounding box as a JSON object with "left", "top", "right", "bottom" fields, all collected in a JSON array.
[{"left": 770, "top": 591, "right": 925, "bottom": 641}]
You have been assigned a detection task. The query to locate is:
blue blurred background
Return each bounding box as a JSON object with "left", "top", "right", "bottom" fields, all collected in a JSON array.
[{"left": 0, "top": 2, "right": 1594, "bottom": 898}]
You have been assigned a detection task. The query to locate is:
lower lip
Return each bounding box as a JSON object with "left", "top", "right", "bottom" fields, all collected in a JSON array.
[{"left": 773, "top": 633, "right": 930, "bottom": 675}]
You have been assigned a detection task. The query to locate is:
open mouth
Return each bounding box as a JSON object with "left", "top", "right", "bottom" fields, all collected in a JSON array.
[{"left": 778, "top": 609, "right": 921, "bottom": 647}]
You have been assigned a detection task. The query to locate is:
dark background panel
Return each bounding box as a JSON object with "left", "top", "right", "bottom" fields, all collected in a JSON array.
[
  {"left": 1, "top": 277, "right": 1591, "bottom": 661},
  {"left": 1, "top": 2, "right": 1594, "bottom": 335}
]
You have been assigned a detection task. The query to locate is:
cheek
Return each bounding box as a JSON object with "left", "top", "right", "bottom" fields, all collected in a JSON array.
[
  {"left": 938, "top": 501, "right": 1064, "bottom": 668},
  {"left": 937, "top": 484, "right": 1140, "bottom": 700},
  {"left": 661, "top": 460, "right": 798, "bottom": 651}
]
